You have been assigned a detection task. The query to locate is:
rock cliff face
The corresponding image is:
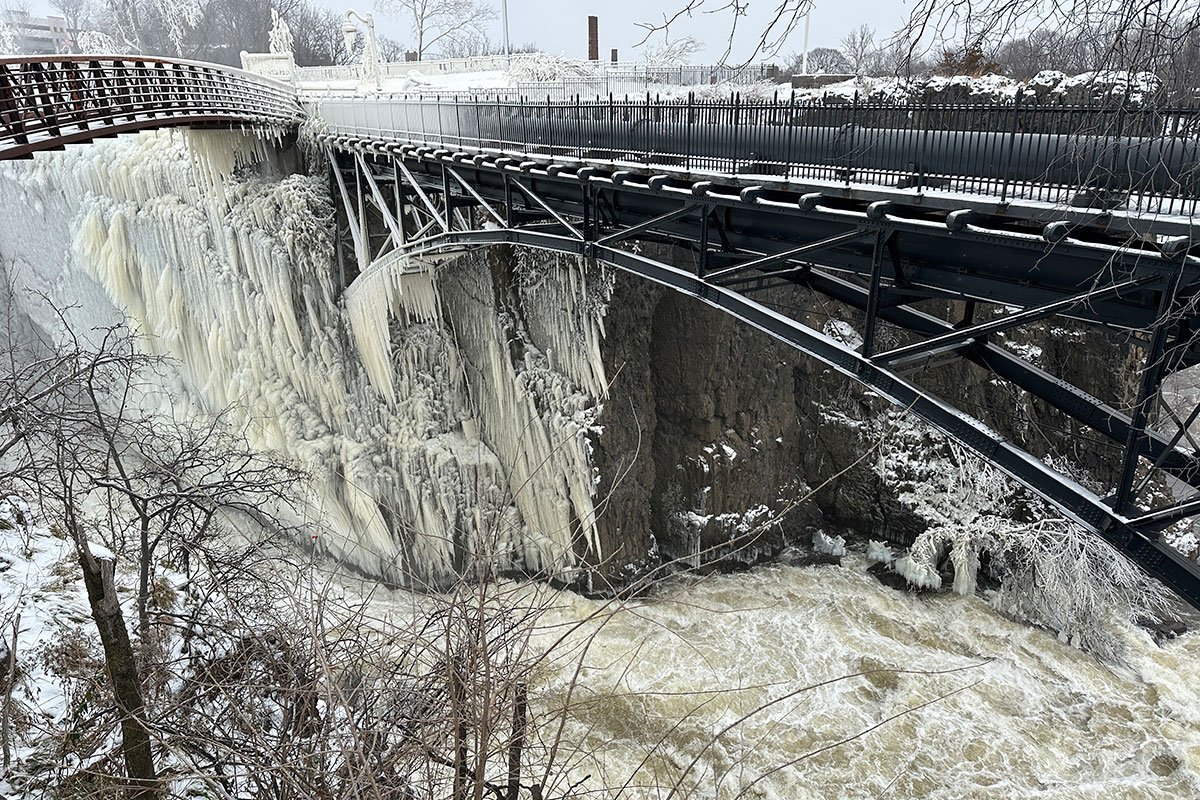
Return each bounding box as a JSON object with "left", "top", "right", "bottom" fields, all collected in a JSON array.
[{"left": 575, "top": 244, "right": 1130, "bottom": 586}]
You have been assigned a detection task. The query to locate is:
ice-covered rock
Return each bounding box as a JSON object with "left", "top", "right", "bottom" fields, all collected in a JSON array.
[
  {"left": 866, "top": 539, "right": 893, "bottom": 565},
  {"left": 812, "top": 530, "right": 846, "bottom": 557}
]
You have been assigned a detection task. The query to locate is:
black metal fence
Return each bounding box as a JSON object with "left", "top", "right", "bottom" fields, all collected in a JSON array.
[
  {"left": 311, "top": 92, "right": 1200, "bottom": 216},
  {"left": 0, "top": 56, "right": 302, "bottom": 160}
]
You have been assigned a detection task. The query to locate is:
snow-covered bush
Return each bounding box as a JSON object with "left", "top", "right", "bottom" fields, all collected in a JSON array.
[
  {"left": 508, "top": 52, "right": 597, "bottom": 83},
  {"left": 874, "top": 410, "right": 1169, "bottom": 660},
  {"left": 0, "top": 20, "right": 16, "bottom": 55}
]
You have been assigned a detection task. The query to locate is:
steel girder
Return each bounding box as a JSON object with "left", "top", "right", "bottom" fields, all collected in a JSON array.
[{"left": 327, "top": 145, "right": 1200, "bottom": 609}]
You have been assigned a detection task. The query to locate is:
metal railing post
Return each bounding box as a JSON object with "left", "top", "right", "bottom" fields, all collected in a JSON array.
[
  {"left": 847, "top": 91, "right": 860, "bottom": 187},
  {"left": 1000, "top": 90, "right": 1021, "bottom": 204},
  {"left": 731, "top": 92, "right": 741, "bottom": 175}
]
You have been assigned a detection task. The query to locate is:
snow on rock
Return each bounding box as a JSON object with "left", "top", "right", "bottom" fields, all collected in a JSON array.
[
  {"left": 781, "top": 70, "right": 1165, "bottom": 107},
  {"left": 823, "top": 319, "right": 864, "bottom": 351}
]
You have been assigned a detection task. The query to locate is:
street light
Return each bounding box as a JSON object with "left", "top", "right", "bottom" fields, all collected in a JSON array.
[{"left": 343, "top": 9, "right": 381, "bottom": 90}]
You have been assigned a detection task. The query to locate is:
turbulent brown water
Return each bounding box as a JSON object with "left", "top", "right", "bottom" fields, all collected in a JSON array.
[{"left": 519, "top": 555, "right": 1200, "bottom": 799}]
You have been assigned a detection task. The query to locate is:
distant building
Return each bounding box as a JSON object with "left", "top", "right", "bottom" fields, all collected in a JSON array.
[{"left": 2, "top": 10, "right": 78, "bottom": 54}]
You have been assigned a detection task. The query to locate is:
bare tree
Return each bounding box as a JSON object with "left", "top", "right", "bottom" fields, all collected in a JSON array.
[
  {"left": 789, "top": 46, "right": 851, "bottom": 75},
  {"left": 637, "top": 0, "right": 813, "bottom": 64},
  {"left": 899, "top": 0, "right": 1200, "bottom": 85},
  {"left": 993, "top": 30, "right": 1060, "bottom": 79},
  {"left": 93, "top": 0, "right": 208, "bottom": 54},
  {"left": 839, "top": 23, "right": 877, "bottom": 76},
  {"left": 285, "top": 0, "right": 353, "bottom": 66},
  {"left": 933, "top": 41, "right": 1001, "bottom": 75},
  {"left": 377, "top": 0, "right": 496, "bottom": 60},
  {"left": 376, "top": 33, "right": 406, "bottom": 62},
  {"left": 0, "top": 311, "right": 305, "bottom": 795},
  {"left": 48, "top": 0, "right": 90, "bottom": 39},
  {"left": 642, "top": 35, "right": 704, "bottom": 67}
]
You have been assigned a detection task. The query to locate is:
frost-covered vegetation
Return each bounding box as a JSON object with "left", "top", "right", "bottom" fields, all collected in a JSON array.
[
  {"left": 873, "top": 410, "right": 1171, "bottom": 661},
  {"left": 0, "top": 322, "right": 570, "bottom": 797}
]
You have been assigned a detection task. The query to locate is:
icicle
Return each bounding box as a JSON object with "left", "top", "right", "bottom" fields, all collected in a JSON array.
[
  {"left": 1, "top": 128, "right": 616, "bottom": 589},
  {"left": 344, "top": 250, "right": 441, "bottom": 403}
]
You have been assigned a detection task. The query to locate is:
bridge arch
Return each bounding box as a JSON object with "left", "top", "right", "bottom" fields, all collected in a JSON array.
[{"left": 339, "top": 222, "right": 1200, "bottom": 608}]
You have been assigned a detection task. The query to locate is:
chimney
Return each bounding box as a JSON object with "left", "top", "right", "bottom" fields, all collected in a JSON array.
[
  {"left": 611, "top": 48, "right": 619, "bottom": 63},
  {"left": 588, "top": 16, "right": 599, "bottom": 61}
]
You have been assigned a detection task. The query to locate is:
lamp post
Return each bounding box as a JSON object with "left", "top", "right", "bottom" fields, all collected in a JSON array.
[{"left": 343, "top": 9, "right": 381, "bottom": 90}]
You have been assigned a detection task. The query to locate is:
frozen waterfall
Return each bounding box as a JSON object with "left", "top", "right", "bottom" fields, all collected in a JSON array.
[{"left": 0, "top": 129, "right": 612, "bottom": 588}]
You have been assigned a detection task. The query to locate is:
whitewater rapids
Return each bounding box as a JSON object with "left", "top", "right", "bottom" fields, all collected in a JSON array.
[{"left": 503, "top": 554, "right": 1199, "bottom": 799}]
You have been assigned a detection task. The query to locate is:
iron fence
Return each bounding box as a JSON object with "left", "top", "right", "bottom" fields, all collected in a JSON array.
[
  {"left": 310, "top": 92, "right": 1200, "bottom": 216},
  {"left": 0, "top": 55, "right": 303, "bottom": 160}
]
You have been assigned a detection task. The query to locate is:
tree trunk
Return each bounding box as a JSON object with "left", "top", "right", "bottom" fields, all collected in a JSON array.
[
  {"left": 505, "top": 682, "right": 527, "bottom": 800},
  {"left": 137, "top": 517, "right": 150, "bottom": 647},
  {"left": 2, "top": 612, "right": 19, "bottom": 771},
  {"left": 78, "top": 545, "right": 159, "bottom": 799}
]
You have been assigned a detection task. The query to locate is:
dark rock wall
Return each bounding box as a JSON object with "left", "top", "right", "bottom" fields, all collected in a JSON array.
[{"left": 582, "top": 246, "right": 1129, "bottom": 583}]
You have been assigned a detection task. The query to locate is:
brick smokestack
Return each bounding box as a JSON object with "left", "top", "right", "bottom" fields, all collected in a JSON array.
[
  {"left": 588, "top": 16, "right": 599, "bottom": 61},
  {"left": 611, "top": 48, "right": 619, "bottom": 63}
]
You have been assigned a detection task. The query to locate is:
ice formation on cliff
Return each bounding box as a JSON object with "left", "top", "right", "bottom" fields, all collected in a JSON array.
[{"left": 0, "top": 129, "right": 612, "bottom": 587}]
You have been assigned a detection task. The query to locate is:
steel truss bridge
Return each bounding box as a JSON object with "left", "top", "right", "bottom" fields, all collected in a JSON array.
[{"left": 6, "top": 57, "right": 1200, "bottom": 608}]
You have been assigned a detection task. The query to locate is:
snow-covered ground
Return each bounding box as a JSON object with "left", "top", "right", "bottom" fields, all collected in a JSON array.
[
  {"left": 296, "top": 53, "right": 1162, "bottom": 107},
  {"left": 0, "top": 498, "right": 167, "bottom": 791}
]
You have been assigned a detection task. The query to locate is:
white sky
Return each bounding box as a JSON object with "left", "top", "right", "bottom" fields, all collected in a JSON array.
[
  {"left": 338, "top": 0, "right": 916, "bottom": 63},
  {"left": 24, "top": 0, "right": 917, "bottom": 63}
]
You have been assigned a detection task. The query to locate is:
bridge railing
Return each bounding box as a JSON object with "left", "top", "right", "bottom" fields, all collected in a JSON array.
[
  {"left": 309, "top": 92, "right": 1200, "bottom": 216},
  {"left": 0, "top": 55, "right": 302, "bottom": 159}
]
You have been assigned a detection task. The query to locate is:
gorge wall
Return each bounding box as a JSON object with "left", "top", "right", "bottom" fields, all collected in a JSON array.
[
  {"left": 0, "top": 129, "right": 1137, "bottom": 592},
  {"left": 585, "top": 245, "right": 1131, "bottom": 585}
]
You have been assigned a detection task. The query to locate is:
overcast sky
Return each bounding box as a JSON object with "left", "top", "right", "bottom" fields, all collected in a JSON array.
[
  {"left": 22, "top": 0, "right": 915, "bottom": 63},
  {"left": 331, "top": 0, "right": 915, "bottom": 63}
]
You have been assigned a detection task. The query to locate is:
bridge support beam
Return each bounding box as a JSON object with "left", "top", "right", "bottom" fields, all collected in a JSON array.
[
  {"left": 323, "top": 143, "right": 1200, "bottom": 608},
  {"left": 1114, "top": 260, "right": 1188, "bottom": 516}
]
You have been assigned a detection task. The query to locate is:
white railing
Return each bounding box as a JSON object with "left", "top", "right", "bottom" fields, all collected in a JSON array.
[
  {"left": 240, "top": 51, "right": 296, "bottom": 84},
  {"left": 294, "top": 54, "right": 781, "bottom": 95}
]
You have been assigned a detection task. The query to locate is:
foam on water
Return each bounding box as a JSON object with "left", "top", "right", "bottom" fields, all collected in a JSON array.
[{"left": 522, "top": 556, "right": 1200, "bottom": 799}]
